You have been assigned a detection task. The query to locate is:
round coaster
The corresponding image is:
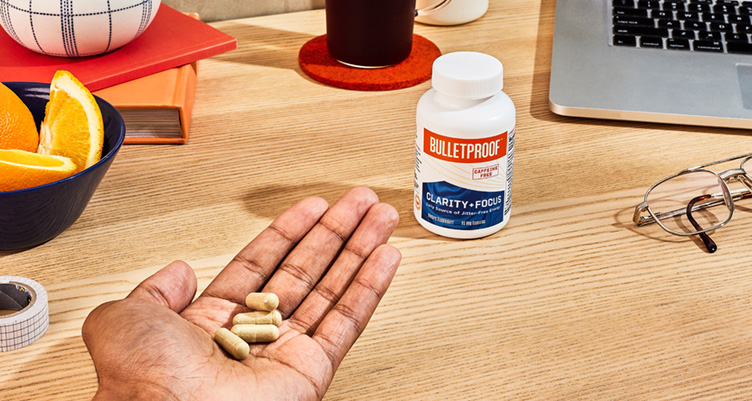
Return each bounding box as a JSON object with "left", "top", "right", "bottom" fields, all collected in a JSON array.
[{"left": 298, "top": 34, "right": 441, "bottom": 91}]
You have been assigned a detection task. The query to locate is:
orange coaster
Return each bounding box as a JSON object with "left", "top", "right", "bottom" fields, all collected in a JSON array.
[{"left": 298, "top": 34, "right": 441, "bottom": 91}]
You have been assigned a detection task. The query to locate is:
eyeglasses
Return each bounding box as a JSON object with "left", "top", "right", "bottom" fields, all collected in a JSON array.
[{"left": 633, "top": 153, "right": 752, "bottom": 253}]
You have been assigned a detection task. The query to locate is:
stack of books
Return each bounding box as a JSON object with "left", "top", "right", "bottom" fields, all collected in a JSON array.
[{"left": 0, "top": 5, "right": 237, "bottom": 144}]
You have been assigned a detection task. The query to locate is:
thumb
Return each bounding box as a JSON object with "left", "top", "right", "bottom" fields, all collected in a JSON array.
[
  {"left": 82, "top": 261, "right": 198, "bottom": 368},
  {"left": 127, "top": 260, "right": 197, "bottom": 313}
]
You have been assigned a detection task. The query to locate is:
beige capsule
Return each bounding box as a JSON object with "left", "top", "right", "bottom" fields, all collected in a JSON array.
[
  {"left": 233, "top": 309, "right": 282, "bottom": 326},
  {"left": 231, "top": 324, "right": 280, "bottom": 343},
  {"left": 214, "top": 327, "right": 250, "bottom": 360},
  {"left": 245, "top": 292, "right": 279, "bottom": 311}
]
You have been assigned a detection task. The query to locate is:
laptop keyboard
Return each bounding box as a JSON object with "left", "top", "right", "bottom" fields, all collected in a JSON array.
[{"left": 612, "top": 0, "right": 752, "bottom": 53}]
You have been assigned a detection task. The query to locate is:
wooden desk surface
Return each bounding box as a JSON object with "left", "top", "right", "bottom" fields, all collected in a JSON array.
[{"left": 3, "top": 1, "right": 752, "bottom": 399}]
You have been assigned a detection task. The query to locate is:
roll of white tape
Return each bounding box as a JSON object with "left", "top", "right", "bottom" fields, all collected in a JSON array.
[{"left": 0, "top": 276, "right": 49, "bottom": 352}]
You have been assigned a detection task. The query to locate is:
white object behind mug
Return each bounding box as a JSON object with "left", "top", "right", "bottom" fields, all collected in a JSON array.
[
  {"left": 415, "top": 0, "right": 487, "bottom": 25},
  {"left": 0, "top": 0, "right": 161, "bottom": 57}
]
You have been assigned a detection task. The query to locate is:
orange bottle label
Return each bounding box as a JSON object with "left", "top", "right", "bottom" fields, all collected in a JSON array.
[{"left": 423, "top": 129, "right": 507, "bottom": 163}]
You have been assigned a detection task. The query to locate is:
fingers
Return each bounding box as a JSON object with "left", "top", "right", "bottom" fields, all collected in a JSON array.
[
  {"left": 198, "top": 196, "right": 330, "bottom": 305},
  {"left": 127, "top": 260, "right": 198, "bottom": 313},
  {"left": 312, "top": 244, "right": 401, "bottom": 371},
  {"left": 286, "top": 202, "right": 399, "bottom": 335},
  {"left": 261, "top": 187, "right": 380, "bottom": 316}
]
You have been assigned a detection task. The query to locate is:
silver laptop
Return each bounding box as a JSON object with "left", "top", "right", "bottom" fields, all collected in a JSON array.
[{"left": 549, "top": 0, "right": 752, "bottom": 129}]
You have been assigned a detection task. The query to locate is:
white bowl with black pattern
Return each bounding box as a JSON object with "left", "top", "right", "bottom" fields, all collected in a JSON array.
[{"left": 0, "top": 0, "right": 160, "bottom": 57}]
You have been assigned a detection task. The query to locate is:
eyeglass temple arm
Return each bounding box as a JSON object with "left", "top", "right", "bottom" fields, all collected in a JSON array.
[
  {"left": 632, "top": 199, "right": 713, "bottom": 226},
  {"left": 634, "top": 187, "right": 751, "bottom": 226},
  {"left": 687, "top": 194, "right": 718, "bottom": 253}
]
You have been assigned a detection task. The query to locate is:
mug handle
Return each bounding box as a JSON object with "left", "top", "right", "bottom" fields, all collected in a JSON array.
[{"left": 415, "top": 0, "right": 451, "bottom": 16}]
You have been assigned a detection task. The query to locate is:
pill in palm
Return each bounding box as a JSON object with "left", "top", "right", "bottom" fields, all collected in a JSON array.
[
  {"left": 214, "top": 327, "right": 250, "bottom": 360},
  {"left": 233, "top": 309, "right": 282, "bottom": 326},
  {"left": 231, "top": 324, "right": 280, "bottom": 343},
  {"left": 245, "top": 292, "right": 279, "bottom": 311}
]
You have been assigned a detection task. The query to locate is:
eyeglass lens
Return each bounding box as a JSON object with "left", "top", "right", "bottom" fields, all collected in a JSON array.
[{"left": 646, "top": 171, "right": 731, "bottom": 234}]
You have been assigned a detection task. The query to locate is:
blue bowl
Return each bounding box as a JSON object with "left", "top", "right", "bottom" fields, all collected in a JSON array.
[{"left": 0, "top": 82, "right": 125, "bottom": 251}]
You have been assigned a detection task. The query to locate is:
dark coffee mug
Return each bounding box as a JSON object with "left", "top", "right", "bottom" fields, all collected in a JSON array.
[{"left": 325, "top": 0, "right": 451, "bottom": 68}]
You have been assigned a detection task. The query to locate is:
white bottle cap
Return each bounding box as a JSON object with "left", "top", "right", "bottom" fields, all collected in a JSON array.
[{"left": 431, "top": 51, "right": 503, "bottom": 99}]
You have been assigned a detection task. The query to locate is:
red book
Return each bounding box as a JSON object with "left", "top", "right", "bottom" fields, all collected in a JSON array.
[
  {"left": 92, "top": 13, "right": 201, "bottom": 145},
  {"left": 0, "top": 4, "right": 236, "bottom": 91}
]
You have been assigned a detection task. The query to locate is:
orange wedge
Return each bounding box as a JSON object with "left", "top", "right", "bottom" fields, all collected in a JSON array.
[
  {"left": 38, "top": 70, "right": 104, "bottom": 174},
  {"left": 0, "top": 149, "right": 77, "bottom": 192},
  {"left": 0, "top": 82, "right": 39, "bottom": 152}
]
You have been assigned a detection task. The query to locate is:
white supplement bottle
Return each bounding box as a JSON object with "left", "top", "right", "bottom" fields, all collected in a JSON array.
[{"left": 413, "top": 51, "right": 515, "bottom": 239}]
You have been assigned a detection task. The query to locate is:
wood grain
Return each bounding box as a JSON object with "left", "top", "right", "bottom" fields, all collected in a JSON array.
[{"left": 3, "top": 1, "right": 752, "bottom": 399}]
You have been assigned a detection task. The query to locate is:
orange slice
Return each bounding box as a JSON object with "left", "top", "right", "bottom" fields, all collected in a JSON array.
[
  {"left": 38, "top": 70, "right": 104, "bottom": 174},
  {"left": 0, "top": 82, "right": 39, "bottom": 152},
  {"left": 0, "top": 149, "right": 77, "bottom": 192}
]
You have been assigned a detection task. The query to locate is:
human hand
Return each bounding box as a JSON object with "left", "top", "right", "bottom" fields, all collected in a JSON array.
[{"left": 82, "top": 187, "right": 401, "bottom": 401}]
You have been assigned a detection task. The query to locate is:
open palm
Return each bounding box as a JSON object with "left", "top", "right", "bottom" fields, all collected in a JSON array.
[{"left": 82, "top": 188, "right": 401, "bottom": 401}]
